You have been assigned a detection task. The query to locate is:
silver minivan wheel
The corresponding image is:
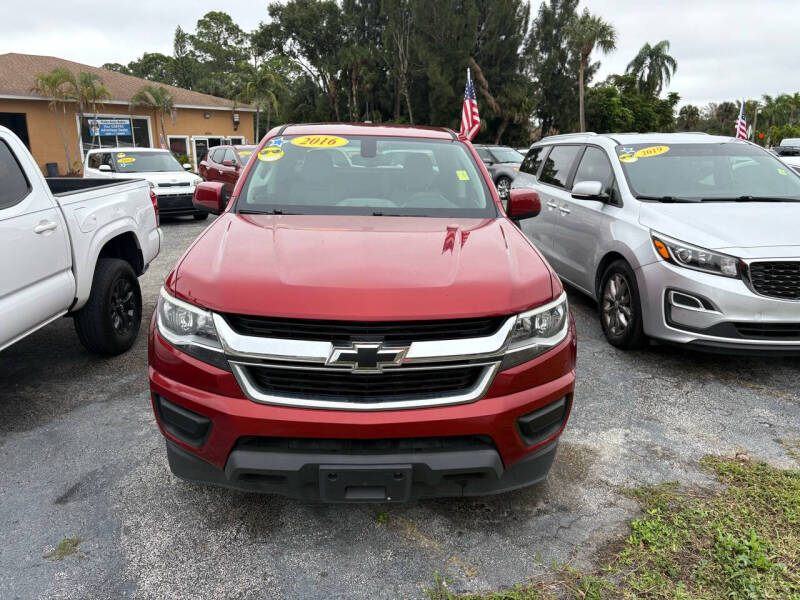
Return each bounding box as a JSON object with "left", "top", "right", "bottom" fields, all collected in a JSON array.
[{"left": 598, "top": 260, "right": 647, "bottom": 349}]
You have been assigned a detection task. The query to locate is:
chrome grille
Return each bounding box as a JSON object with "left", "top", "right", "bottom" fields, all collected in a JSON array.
[{"left": 748, "top": 261, "right": 800, "bottom": 300}]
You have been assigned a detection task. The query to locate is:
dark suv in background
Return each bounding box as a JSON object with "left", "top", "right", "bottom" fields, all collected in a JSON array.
[
  {"left": 474, "top": 145, "right": 525, "bottom": 201},
  {"left": 198, "top": 144, "right": 256, "bottom": 201}
]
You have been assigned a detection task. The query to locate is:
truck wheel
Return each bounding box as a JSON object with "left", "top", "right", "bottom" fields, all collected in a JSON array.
[
  {"left": 74, "top": 258, "right": 142, "bottom": 356},
  {"left": 598, "top": 259, "right": 647, "bottom": 349},
  {"left": 193, "top": 213, "right": 209, "bottom": 221}
]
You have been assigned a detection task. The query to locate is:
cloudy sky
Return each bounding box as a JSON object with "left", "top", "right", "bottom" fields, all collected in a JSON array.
[{"left": 1, "top": 0, "right": 798, "bottom": 107}]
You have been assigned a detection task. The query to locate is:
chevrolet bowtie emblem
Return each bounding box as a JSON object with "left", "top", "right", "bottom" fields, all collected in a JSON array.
[{"left": 326, "top": 342, "right": 408, "bottom": 372}]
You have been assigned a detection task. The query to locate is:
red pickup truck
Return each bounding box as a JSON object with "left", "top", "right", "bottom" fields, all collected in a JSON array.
[{"left": 148, "top": 123, "right": 576, "bottom": 502}]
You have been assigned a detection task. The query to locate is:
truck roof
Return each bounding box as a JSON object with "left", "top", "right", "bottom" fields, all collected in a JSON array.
[
  {"left": 276, "top": 122, "right": 459, "bottom": 140},
  {"left": 85, "top": 147, "right": 171, "bottom": 154}
]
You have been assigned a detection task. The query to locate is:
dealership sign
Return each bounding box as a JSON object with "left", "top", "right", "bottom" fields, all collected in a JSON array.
[{"left": 88, "top": 118, "right": 132, "bottom": 136}]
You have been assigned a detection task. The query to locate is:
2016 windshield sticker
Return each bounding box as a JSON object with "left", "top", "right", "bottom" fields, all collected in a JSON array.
[
  {"left": 257, "top": 147, "right": 284, "bottom": 162},
  {"left": 456, "top": 170, "right": 470, "bottom": 181},
  {"left": 117, "top": 157, "right": 136, "bottom": 164},
  {"left": 291, "top": 135, "right": 349, "bottom": 148}
]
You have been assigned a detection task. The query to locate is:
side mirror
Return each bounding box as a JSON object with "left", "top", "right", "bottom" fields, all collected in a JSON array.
[
  {"left": 571, "top": 180, "right": 605, "bottom": 200},
  {"left": 98, "top": 164, "right": 111, "bottom": 172},
  {"left": 193, "top": 181, "right": 225, "bottom": 215},
  {"left": 222, "top": 160, "right": 235, "bottom": 167},
  {"left": 183, "top": 163, "right": 192, "bottom": 170},
  {"left": 507, "top": 188, "right": 541, "bottom": 219}
]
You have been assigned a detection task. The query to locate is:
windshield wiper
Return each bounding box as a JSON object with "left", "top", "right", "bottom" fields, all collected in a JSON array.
[
  {"left": 238, "top": 208, "right": 296, "bottom": 215},
  {"left": 635, "top": 195, "right": 701, "bottom": 203},
  {"left": 700, "top": 195, "right": 800, "bottom": 202}
]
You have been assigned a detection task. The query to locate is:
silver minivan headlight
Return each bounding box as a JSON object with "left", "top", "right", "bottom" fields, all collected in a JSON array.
[
  {"left": 501, "top": 293, "right": 569, "bottom": 369},
  {"left": 156, "top": 288, "right": 228, "bottom": 369},
  {"left": 651, "top": 231, "right": 740, "bottom": 278}
]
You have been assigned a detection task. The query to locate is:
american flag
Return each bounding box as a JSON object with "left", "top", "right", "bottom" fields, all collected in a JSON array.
[
  {"left": 735, "top": 101, "right": 747, "bottom": 140},
  {"left": 460, "top": 69, "right": 480, "bottom": 141}
]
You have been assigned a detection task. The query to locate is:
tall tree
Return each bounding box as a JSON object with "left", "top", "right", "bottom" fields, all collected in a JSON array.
[
  {"left": 263, "top": 0, "right": 345, "bottom": 121},
  {"left": 677, "top": 104, "right": 700, "bottom": 130},
  {"left": 172, "top": 26, "right": 197, "bottom": 90},
  {"left": 382, "top": 0, "right": 414, "bottom": 122},
  {"left": 242, "top": 60, "right": 286, "bottom": 139},
  {"left": 566, "top": 8, "right": 616, "bottom": 133},
  {"left": 31, "top": 68, "right": 75, "bottom": 172},
  {"left": 130, "top": 85, "right": 176, "bottom": 148},
  {"left": 625, "top": 40, "right": 677, "bottom": 97},
  {"left": 191, "top": 11, "right": 249, "bottom": 95},
  {"left": 127, "top": 52, "right": 175, "bottom": 84},
  {"left": 525, "top": 0, "right": 580, "bottom": 135}
]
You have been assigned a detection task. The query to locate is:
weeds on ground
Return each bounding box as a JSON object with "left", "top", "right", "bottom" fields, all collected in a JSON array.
[
  {"left": 44, "top": 537, "right": 83, "bottom": 560},
  {"left": 426, "top": 454, "right": 800, "bottom": 600}
]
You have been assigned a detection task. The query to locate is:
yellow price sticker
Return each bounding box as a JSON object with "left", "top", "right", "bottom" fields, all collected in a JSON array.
[
  {"left": 635, "top": 145, "right": 670, "bottom": 158},
  {"left": 456, "top": 170, "right": 470, "bottom": 181},
  {"left": 238, "top": 151, "right": 252, "bottom": 156},
  {"left": 291, "top": 135, "right": 349, "bottom": 148},
  {"left": 618, "top": 152, "right": 638, "bottom": 163},
  {"left": 118, "top": 157, "right": 136, "bottom": 164},
  {"left": 778, "top": 168, "right": 788, "bottom": 175},
  {"left": 257, "top": 147, "right": 284, "bottom": 162}
]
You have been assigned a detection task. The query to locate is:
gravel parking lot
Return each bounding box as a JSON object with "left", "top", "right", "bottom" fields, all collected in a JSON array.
[{"left": 1, "top": 218, "right": 798, "bottom": 600}]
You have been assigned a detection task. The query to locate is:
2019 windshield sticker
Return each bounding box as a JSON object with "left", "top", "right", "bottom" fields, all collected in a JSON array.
[
  {"left": 618, "top": 145, "right": 670, "bottom": 163},
  {"left": 257, "top": 147, "right": 284, "bottom": 162},
  {"left": 118, "top": 157, "right": 136, "bottom": 164},
  {"left": 291, "top": 135, "right": 349, "bottom": 148}
]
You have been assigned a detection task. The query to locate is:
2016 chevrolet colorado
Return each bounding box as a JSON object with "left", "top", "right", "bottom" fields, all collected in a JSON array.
[{"left": 148, "top": 124, "right": 576, "bottom": 502}]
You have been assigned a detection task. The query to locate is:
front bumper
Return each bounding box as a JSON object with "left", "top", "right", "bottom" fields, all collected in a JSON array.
[
  {"left": 148, "top": 315, "right": 577, "bottom": 501},
  {"left": 638, "top": 260, "right": 800, "bottom": 354},
  {"left": 155, "top": 190, "right": 198, "bottom": 216}
]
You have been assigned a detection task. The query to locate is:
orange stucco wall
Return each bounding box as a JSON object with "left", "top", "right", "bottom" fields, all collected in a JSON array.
[{"left": 0, "top": 98, "right": 254, "bottom": 175}]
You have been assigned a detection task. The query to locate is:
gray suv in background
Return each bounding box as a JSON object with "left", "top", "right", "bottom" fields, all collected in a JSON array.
[
  {"left": 474, "top": 145, "right": 524, "bottom": 201},
  {"left": 511, "top": 132, "right": 800, "bottom": 354}
]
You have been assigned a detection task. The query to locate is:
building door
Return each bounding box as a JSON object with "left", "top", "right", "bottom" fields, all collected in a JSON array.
[
  {"left": 191, "top": 137, "right": 224, "bottom": 172},
  {"left": 0, "top": 113, "right": 30, "bottom": 149}
]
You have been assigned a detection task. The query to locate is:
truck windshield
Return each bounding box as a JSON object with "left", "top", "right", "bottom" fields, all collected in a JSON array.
[
  {"left": 616, "top": 142, "right": 800, "bottom": 201},
  {"left": 113, "top": 152, "right": 184, "bottom": 173},
  {"left": 236, "top": 135, "right": 496, "bottom": 217}
]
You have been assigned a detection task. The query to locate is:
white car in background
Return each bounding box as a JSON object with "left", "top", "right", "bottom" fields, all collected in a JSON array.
[{"left": 84, "top": 148, "right": 206, "bottom": 220}]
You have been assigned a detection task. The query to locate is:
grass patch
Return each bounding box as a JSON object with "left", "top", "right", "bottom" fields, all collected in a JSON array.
[
  {"left": 44, "top": 537, "right": 83, "bottom": 560},
  {"left": 426, "top": 455, "right": 800, "bottom": 600}
]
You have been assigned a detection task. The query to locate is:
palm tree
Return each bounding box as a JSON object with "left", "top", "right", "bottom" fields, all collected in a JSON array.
[
  {"left": 566, "top": 9, "right": 617, "bottom": 133},
  {"left": 70, "top": 72, "right": 112, "bottom": 149},
  {"left": 243, "top": 62, "right": 283, "bottom": 141},
  {"left": 31, "top": 68, "right": 75, "bottom": 171},
  {"left": 625, "top": 41, "right": 677, "bottom": 97},
  {"left": 130, "top": 85, "right": 176, "bottom": 148}
]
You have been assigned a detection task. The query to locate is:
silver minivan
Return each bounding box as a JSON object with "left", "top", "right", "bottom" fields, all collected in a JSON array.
[{"left": 512, "top": 132, "right": 800, "bottom": 353}]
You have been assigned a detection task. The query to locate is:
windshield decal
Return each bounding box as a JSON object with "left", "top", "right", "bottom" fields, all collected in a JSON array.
[
  {"left": 118, "top": 157, "right": 136, "bottom": 164},
  {"left": 777, "top": 167, "right": 788, "bottom": 175},
  {"left": 117, "top": 152, "right": 126, "bottom": 158},
  {"left": 456, "top": 170, "right": 470, "bottom": 181},
  {"left": 635, "top": 145, "right": 670, "bottom": 158},
  {"left": 618, "top": 151, "right": 638, "bottom": 163},
  {"left": 291, "top": 135, "right": 349, "bottom": 148},
  {"left": 238, "top": 151, "right": 252, "bottom": 156},
  {"left": 257, "top": 147, "right": 284, "bottom": 162}
]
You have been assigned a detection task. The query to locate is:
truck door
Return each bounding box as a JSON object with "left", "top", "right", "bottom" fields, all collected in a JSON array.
[{"left": 0, "top": 136, "right": 74, "bottom": 350}]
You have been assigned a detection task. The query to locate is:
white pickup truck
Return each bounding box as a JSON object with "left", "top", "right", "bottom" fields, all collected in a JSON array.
[{"left": 0, "top": 126, "right": 162, "bottom": 355}]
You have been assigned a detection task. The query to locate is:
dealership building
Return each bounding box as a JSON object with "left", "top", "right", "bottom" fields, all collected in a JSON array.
[{"left": 0, "top": 53, "right": 255, "bottom": 175}]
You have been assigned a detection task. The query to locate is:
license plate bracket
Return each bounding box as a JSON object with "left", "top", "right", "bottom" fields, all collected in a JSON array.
[{"left": 319, "top": 464, "right": 412, "bottom": 503}]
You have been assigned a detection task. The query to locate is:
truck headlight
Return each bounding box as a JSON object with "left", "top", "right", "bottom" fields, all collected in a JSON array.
[
  {"left": 651, "top": 232, "right": 740, "bottom": 278},
  {"left": 501, "top": 293, "right": 569, "bottom": 369},
  {"left": 156, "top": 288, "right": 228, "bottom": 369}
]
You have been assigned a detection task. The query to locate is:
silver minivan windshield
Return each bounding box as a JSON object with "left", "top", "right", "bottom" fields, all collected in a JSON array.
[{"left": 616, "top": 142, "right": 800, "bottom": 202}]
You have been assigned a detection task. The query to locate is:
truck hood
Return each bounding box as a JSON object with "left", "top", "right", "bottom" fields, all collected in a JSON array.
[
  {"left": 639, "top": 202, "right": 800, "bottom": 254},
  {"left": 173, "top": 214, "right": 553, "bottom": 321}
]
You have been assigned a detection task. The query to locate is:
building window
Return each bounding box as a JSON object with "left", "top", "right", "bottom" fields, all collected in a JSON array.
[{"left": 79, "top": 115, "right": 151, "bottom": 153}]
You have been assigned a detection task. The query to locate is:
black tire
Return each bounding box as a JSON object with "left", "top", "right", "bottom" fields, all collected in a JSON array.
[
  {"left": 598, "top": 259, "right": 647, "bottom": 349},
  {"left": 496, "top": 176, "right": 512, "bottom": 200},
  {"left": 193, "top": 212, "right": 209, "bottom": 221},
  {"left": 74, "top": 258, "right": 142, "bottom": 356}
]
